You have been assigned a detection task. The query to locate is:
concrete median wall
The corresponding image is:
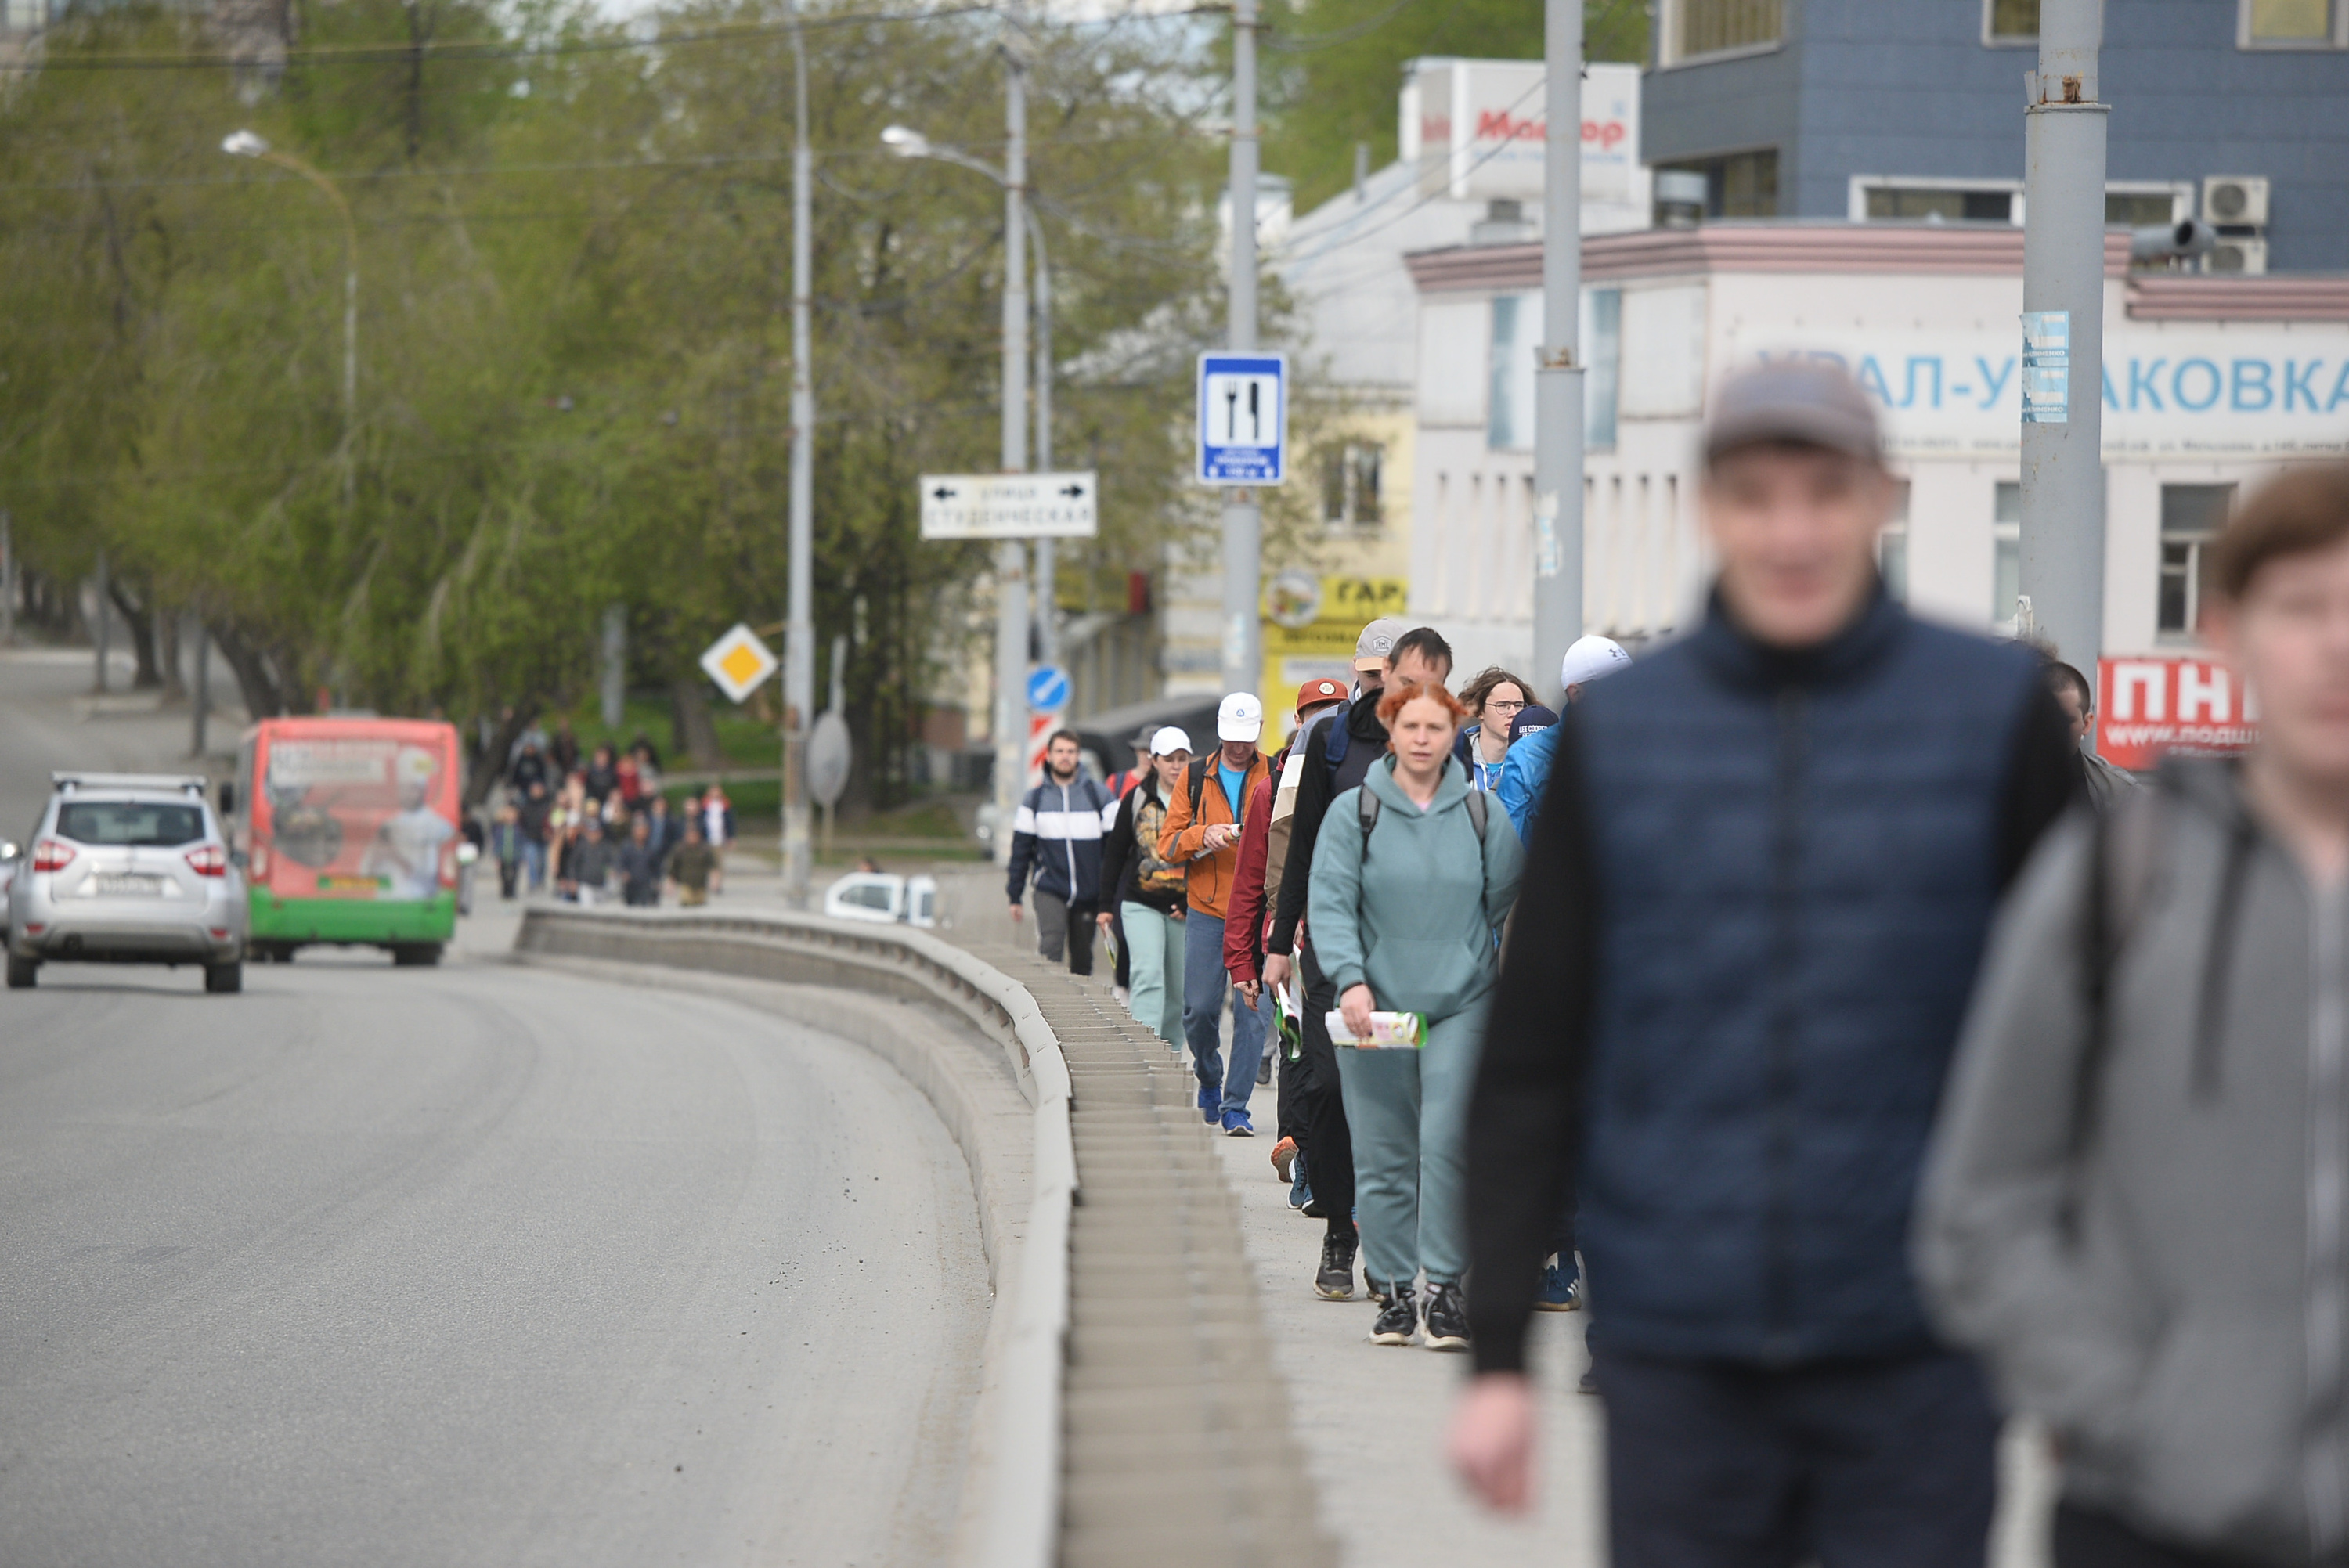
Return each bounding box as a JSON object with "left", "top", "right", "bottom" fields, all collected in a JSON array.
[{"left": 515, "top": 907, "right": 1072, "bottom": 1568}]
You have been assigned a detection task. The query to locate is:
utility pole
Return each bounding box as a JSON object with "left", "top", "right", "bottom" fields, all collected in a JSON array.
[
  {"left": 1, "top": 508, "right": 13, "bottom": 647},
  {"left": 1217, "top": 0, "right": 1262, "bottom": 705},
  {"left": 190, "top": 614, "right": 210, "bottom": 759},
  {"left": 2019, "top": 0, "right": 2109, "bottom": 675},
  {"left": 1031, "top": 213, "right": 1057, "bottom": 666},
  {"left": 1530, "top": 0, "right": 1586, "bottom": 700},
  {"left": 783, "top": 0, "right": 817, "bottom": 906},
  {"left": 93, "top": 548, "right": 110, "bottom": 695},
  {"left": 990, "top": 19, "right": 1032, "bottom": 865}
]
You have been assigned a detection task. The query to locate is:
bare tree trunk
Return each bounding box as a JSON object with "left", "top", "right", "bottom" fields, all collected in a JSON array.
[
  {"left": 157, "top": 602, "right": 186, "bottom": 701},
  {"left": 106, "top": 575, "right": 162, "bottom": 690},
  {"left": 669, "top": 675, "right": 723, "bottom": 770},
  {"left": 211, "top": 622, "right": 286, "bottom": 721}
]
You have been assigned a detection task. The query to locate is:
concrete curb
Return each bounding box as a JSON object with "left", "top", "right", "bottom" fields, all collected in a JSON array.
[{"left": 514, "top": 907, "right": 1072, "bottom": 1568}]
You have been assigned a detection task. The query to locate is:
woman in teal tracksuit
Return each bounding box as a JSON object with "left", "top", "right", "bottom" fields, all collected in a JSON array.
[{"left": 1308, "top": 679, "right": 1522, "bottom": 1351}]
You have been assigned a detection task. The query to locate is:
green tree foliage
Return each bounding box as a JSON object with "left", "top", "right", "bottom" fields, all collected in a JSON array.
[
  {"left": 0, "top": 0, "right": 1221, "bottom": 807},
  {"left": 1263, "top": 0, "right": 1649, "bottom": 214}
]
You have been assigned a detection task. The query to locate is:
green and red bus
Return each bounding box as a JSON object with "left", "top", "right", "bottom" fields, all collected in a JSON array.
[{"left": 231, "top": 717, "right": 463, "bottom": 965}]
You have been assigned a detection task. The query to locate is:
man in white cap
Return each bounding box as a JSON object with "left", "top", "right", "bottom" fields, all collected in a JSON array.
[
  {"left": 1496, "top": 634, "right": 1630, "bottom": 844},
  {"left": 1156, "top": 691, "right": 1274, "bottom": 1134}
]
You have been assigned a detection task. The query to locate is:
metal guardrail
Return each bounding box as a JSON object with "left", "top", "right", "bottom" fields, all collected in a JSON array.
[{"left": 514, "top": 907, "right": 1072, "bottom": 1568}]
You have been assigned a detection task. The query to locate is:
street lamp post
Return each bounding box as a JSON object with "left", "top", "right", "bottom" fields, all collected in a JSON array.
[
  {"left": 223, "top": 131, "right": 357, "bottom": 506},
  {"left": 1530, "top": 0, "right": 1586, "bottom": 695},
  {"left": 881, "top": 105, "right": 1059, "bottom": 863},
  {"left": 1218, "top": 0, "right": 1261, "bottom": 705},
  {"left": 783, "top": 3, "right": 817, "bottom": 907}
]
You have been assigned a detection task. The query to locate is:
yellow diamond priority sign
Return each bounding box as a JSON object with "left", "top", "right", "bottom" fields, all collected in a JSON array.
[{"left": 699, "top": 622, "right": 779, "bottom": 705}]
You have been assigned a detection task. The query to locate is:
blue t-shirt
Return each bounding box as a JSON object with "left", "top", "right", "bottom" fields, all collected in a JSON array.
[{"left": 1218, "top": 760, "right": 1247, "bottom": 817}]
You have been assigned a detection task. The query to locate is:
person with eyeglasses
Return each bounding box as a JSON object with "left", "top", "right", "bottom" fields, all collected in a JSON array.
[{"left": 1452, "top": 668, "right": 1534, "bottom": 793}]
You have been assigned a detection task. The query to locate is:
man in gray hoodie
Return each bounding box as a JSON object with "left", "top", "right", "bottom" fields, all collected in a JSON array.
[{"left": 1920, "top": 462, "right": 2349, "bottom": 1568}]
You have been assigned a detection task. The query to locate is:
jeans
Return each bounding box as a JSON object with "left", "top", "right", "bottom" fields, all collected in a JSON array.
[
  {"left": 1183, "top": 910, "right": 1267, "bottom": 1114},
  {"left": 1593, "top": 1346, "right": 1999, "bottom": 1568},
  {"left": 521, "top": 839, "right": 547, "bottom": 892},
  {"left": 1119, "top": 901, "right": 1186, "bottom": 1046},
  {"left": 1333, "top": 997, "right": 1482, "bottom": 1285},
  {"left": 1034, "top": 890, "right": 1096, "bottom": 975}
]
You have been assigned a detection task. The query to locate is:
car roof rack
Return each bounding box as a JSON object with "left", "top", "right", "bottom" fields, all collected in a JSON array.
[{"left": 51, "top": 772, "right": 211, "bottom": 797}]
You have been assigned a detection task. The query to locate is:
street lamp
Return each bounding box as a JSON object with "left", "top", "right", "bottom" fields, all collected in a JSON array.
[
  {"left": 222, "top": 130, "right": 358, "bottom": 487},
  {"left": 883, "top": 117, "right": 1063, "bottom": 852}
]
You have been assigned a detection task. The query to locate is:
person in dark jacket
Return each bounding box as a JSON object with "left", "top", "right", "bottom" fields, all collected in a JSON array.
[
  {"left": 1007, "top": 729, "right": 1117, "bottom": 975},
  {"left": 1097, "top": 726, "right": 1193, "bottom": 1047},
  {"left": 567, "top": 815, "right": 616, "bottom": 906},
  {"left": 1448, "top": 359, "right": 2082, "bottom": 1564}
]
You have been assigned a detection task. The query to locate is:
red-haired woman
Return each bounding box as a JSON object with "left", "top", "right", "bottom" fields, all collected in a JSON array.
[{"left": 1307, "top": 679, "right": 1523, "bottom": 1350}]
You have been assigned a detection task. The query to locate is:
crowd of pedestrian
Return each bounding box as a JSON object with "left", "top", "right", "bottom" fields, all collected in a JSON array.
[
  {"left": 476, "top": 726, "right": 735, "bottom": 909},
  {"left": 1004, "top": 357, "right": 2349, "bottom": 1567}
]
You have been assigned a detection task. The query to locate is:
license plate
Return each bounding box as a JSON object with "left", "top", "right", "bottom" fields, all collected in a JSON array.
[
  {"left": 93, "top": 874, "right": 164, "bottom": 897},
  {"left": 317, "top": 874, "right": 384, "bottom": 896}
]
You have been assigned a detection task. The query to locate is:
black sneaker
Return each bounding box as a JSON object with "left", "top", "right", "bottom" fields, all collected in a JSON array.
[
  {"left": 1423, "top": 1280, "right": 1470, "bottom": 1351},
  {"left": 1314, "top": 1234, "right": 1359, "bottom": 1300},
  {"left": 1256, "top": 1052, "right": 1272, "bottom": 1085},
  {"left": 1366, "top": 1275, "right": 1390, "bottom": 1306},
  {"left": 1369, "top": 1282, "right": 1418, "bottom": 1346}
]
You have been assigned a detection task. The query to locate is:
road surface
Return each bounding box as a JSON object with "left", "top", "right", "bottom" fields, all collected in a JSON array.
[{"left": 0, "top": 649, "right": 992, "bottom": 1566}]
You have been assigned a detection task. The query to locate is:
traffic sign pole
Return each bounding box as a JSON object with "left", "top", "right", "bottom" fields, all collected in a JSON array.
[
  {"left": 1531, "top": 0, "right": 1586, "bottom": 701},
  {"left": 1221, "top": 0, "right": 1262, "bottom": 711},
  {"left": 993, "top": 19, "right": 1031, "bottom": 870},
  {"left": 784, "top": 0, "right": 816, "bottom": 907}
]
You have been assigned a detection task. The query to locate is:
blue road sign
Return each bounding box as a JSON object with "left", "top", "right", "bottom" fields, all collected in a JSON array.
[
  {"left": 1026, "top": 665, "right": 1071, "bottom": 713},
  {"left": 1197, "top": 351, "right": 1287, "bottom": 486}
]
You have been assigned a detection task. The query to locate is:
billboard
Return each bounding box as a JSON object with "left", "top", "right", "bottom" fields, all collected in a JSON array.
[
  {"left": 1398, "top": 59, "right": 1642, "bottom": 208},
  {"left": 2098, "top": 656, "right": 2258, "bottom": 770}
]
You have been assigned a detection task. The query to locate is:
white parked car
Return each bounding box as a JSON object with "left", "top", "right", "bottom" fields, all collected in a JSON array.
[{"left": 822, "top": 871, "right": 939, "bottom": 928}]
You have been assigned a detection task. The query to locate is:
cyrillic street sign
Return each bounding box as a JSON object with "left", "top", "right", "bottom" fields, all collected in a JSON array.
[
  {"left": 698, "top": 622, "right": 778, "bottom": 705},
  {"left": 1197, "top": 351, "right": 1287, "bottom": 485},
  {"left": 918, "top": 472, "right": 1098, "bottom": 539}
]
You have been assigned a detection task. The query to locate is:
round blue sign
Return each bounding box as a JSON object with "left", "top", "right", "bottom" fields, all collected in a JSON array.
[{"left": 1025, "top": 665, "right": 1071, "bottom": 713}]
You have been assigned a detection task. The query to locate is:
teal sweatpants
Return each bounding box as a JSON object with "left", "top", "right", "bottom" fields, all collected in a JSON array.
[
  {"left": 1333, "top": 1001, "right": 1485, "bottom": 1288},
  {"left": 1119, "top": 901, "right": 1186, "bottom": 1047}
]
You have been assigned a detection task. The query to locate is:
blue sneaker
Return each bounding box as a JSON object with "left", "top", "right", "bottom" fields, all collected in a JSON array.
[
  {"left": 1197, "top": 1085, "right": 1220, "bottom": 1123},
  {"left": 1288, "top": 1149, "right": 1312, "bottom": 1212},
  {"left": 1535, "top": 1255, "right": 1582, "bottom": 1312},
  {"left": 1221, "top": 1107, "right": 1254, "bottom": 1137}
]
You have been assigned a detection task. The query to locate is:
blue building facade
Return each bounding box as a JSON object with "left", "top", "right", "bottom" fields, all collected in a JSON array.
[{"left": 1644, "top": 0, "right": 2349, "bottom": 272}]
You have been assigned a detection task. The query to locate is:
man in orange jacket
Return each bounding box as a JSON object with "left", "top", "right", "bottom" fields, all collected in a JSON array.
[{"left": 1157, "top": 691, "right": 1274, "bottom": 1135}]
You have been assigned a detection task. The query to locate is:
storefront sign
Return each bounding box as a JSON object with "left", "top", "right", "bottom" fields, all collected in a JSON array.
[
  {"left": 1723, "top": 330, "right": 2349, "bottom": 459},
  {"left": 1401, "top": 60, "right": 1641, "bottom": 206},
  {"left": 1262, "top": 575, "right": 1409, "bottom": 660},
  {"left": 2098, "top": 656, "right": 2258, "bottom": 770}
]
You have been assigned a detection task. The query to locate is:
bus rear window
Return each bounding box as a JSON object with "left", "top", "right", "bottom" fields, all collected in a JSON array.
[{"left": 56, "top": 802, "right": 206, "bottom": 847}]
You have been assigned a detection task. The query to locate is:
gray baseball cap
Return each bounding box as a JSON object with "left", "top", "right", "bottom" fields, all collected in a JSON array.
[
  {"left": 1354, "top": 616, "right": 1410, "bottom": 670},
  {"left": 1705, "top": 359, "right": 1882, "bottom": 466}
]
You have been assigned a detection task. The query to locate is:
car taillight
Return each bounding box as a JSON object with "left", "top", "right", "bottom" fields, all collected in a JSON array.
[
  {"left": 185, "top": 844, "right": 227, "bottom": 878},
  {"left": 31, "top": 838, "right": 74, "bottom": 873}
]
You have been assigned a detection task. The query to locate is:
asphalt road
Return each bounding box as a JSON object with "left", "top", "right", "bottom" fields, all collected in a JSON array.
[{"left": 0, "top": 650, "right": 992, "bottom": 1566}]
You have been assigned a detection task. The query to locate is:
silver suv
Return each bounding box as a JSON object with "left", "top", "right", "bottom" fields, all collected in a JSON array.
[{"left": 5, "top": 773, "right": 247, "bottom": 993}]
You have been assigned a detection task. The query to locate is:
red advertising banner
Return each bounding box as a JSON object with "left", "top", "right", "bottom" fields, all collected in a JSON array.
[{"left": 2098, "top": 656, "right": 2259, "bottom": 771}]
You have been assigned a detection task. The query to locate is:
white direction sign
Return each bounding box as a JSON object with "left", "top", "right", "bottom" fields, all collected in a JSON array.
[
  {"left": 918, "top": 472, "right": 1098, "bottom": 540},
  {"left": 1197, "top": 351, "right": 1287, "bottom": 485},
  {"left": 698, "top": 622, "right": 778, "bottom": 705}
]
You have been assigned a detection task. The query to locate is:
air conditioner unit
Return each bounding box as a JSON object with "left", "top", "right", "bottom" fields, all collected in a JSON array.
[
  {"left": 2202, "top": 175, "right": 2270, "bottom": 228},
  {"left": 2206, "top": 236, "right": 2270, "bottom": 276}
]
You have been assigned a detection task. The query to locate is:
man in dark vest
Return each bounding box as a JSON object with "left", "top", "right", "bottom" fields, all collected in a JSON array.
[{"left": 1449, "top": 360, "right": 2082, "bottom": 1564}]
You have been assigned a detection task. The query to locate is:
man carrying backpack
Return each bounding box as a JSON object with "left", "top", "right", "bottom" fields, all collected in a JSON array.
[
  {"left": 1920, "top": 464, "right": 2349, "bottom": 1568},
  {"left": 1006, "top": 729, "right": 1118, "bottom": 975},
  {"left": 1156, "top": 693, "right": 1274, "bottom": 1135}
]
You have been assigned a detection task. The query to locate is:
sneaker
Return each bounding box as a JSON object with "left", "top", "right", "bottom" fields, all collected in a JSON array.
[
  {"left": 1197, "top": 1085, "right": 1219, "bottom": 1123},
  {"left": 1369, "top": 1282, "right": 1418, "bottom": 1346},
  {"left": 1423, "top": 1280, "right": 1471, "bottom": 1351},
  {"left": 1314, "top": 1233, "right": 1358, "bottom": 1300},
  {"left": 1366, "top": 1276, "right": 1390, "bottom": 1306},
  {"left": 1269, "top": 1136, "right": 1299, "bottom": 1183},
  {"left": 1256, "top": 1052, "right": 1272, "bottom": 1086},
  {"left": 1534, "top": 1256, "right": 1582, "bottom": 1313},
  {"left": 1301, "top": 1185, "right": 1326, "bottom": 1218},
  {"left": 1287, "top": 1150, "right": 1312, "bottom": 1213},
  {"left": 1221, "top": 1107, "right": 1254, "bottom": 1137}
]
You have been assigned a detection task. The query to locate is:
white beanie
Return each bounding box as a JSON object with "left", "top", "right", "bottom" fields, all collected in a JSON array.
[{"left": 1561, "top": 635, "right": 1632, "bottom": 690}]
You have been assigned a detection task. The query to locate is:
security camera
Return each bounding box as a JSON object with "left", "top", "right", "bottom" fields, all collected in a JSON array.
[{"left": 2130, "top": 218, "right": 2217, "bottom": 264}]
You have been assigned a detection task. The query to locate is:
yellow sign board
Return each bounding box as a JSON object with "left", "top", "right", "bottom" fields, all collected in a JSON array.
[{"left": 1262, "top": 573, "right": 1409, "bottom": 660}]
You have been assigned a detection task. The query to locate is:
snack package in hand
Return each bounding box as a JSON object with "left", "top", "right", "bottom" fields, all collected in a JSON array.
[{"left": 1324, "top": 1009, "right": 1427, "bottom": 1049}]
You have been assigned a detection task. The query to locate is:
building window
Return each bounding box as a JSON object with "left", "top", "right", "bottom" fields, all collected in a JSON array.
[
  {"left": 2159, "top": 484, "right": 2236, "bottom": 638},
  {"left": 1993, "top": 481, "right": 2022, "bottom": 631},
  {"left": 1985, "top": 0, "right": 2038, "bottom": 41},
  {"left": 1488, "top": 294, "right": 1536, "bottom": 452},
  {"left": 1864, "top": 186, "right": 2017, "bottom": 224},
  {"left": 2242, "top": 0, "right": 2344, "bottom": 45},
  {"left": 1322, "top": 442, "right": 1384, "bottom": 528},
  {"left": 2106, "top": 189, "right": 2185, "bottom": 226},
  {"left": 1672, "top": 0, "right": 1783, "bottom": 59},
  {"left": 1879, "top": 481, "right": 1912, "bottom": 604},
  {"left": 1585, "top": 288, "right": 1622, "bottom": 449},
  {"left": 1659, "top": 151, "right": 1778, "bottom": 218}
]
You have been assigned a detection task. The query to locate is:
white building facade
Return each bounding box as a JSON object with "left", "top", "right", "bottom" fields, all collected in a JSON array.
[{"left": 1405, "top": 225, "right": 2349, "bottom": 684}]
